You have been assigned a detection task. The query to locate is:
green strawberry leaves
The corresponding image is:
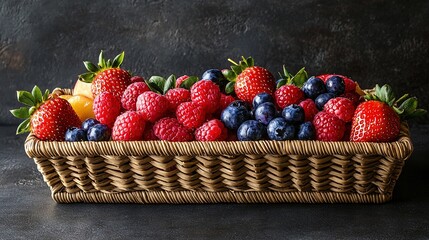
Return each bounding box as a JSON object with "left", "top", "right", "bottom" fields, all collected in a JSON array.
[
  {"left": 79, "top": 51, "right": 125, "bottom": 83},
  {"left": 145, "top": 75, "right": 178, "bottom": 95},
  {"left": 276, "top": 66, "right": 308, "bottom": 88}
]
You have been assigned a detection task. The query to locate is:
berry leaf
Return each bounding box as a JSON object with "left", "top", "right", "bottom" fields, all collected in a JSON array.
[
  {"left": 290, "top": 67, "right": 308, "bottom": 87},
  {"left": 84, "top": 61, "right": 99, "bottom": 73},
  {"left": 112, "top": 51, "right": 125, "bottom": 68},
  {"left": 179, "top": 76, "right": 198, "bottom": 89},
  {"left": 163, "top": 74, "right": 176, "bottom": 94},
  {"left": 98, "top": 50, "right": 106, "bottom": 68},
  {"left": 10, "top": 107, "right": 30, "bottom": 119},
  {"left": 31, "top": 85, "right": 43, "bottom": 103},
  {"left": 276, "top": 79, "right": 286, "bottom": 89},
  {"left": 225, "top": 81, "right": 235, "bottom": 94},
  {"left": 79, "top": 72, "right": 95, "bottom": 83},
  {"left": 17, "top": 91, "right": 35, "bottom": 106},
  {"left": 16, "top": 118, "right": 30, "bottom": 135},
  {"left": 222, "top": 69, "right": 236, "bottom": 82}
]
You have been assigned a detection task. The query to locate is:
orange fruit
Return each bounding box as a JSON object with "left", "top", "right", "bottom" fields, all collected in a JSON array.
[
  {"left": 73, "top": 80, "right": 93, "bottom": 99},
  {"left": 67, "top": 95, "right": 94, "bottom": 121}
]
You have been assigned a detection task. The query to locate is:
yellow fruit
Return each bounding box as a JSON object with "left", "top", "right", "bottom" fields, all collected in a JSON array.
[
  {"left": 73, "top": 80, "right": 93, "bottom": 99},
  {"left": 67, "top": 95, "right": 94, "bottom": 121},
  {"left": 59, "top": 94, "right": 73, "bottom": 100}
]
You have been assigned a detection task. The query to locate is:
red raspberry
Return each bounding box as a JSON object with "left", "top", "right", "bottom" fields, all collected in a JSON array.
[
  {"left": 220, "top": 94, "right": 236, "bottom": 110},
  {"left": 130, "top": 76, "right": 145, "bottom": 83},
  {"left": 176, "top": 102, "right": 206, "bottom": 129},
  {"left": 112, "top": 111, "right": 146, "bottom": 141},
  {"left": 313, "top": 111, "right": 346, "bottom": 141},
  {"left": 142, "top": 122, "right": 158, "bottom": 140},
  {"left": 324, "top": 97, "right": 355, "bottom": 122},
  {"left": 191, "top": 80, "right": 221, "bottom": 114},
  {"left": 153, "top": 117, "right": 194, "bottom": 142},
  {"left": 317, "top": 74, "right": 356, "bottom": 93},
  {"left": 299, "top": 99, "right": 319, "bottom": 122},
  {"left": 136, "top": 91, "right": 169, "bottom": 122},
  {"left": 121, "top": 82, "right": 150, "bottom": 111},
  {"left": 175, "top": 75, "right": 189, "bottom": 88},
  {"left": 195, "top": 119, "right": 228, "bottom": 141},
  {"left": 274, "top": 85, "right": 305, "bottom": 109},
  {"left": 93, "top": 91, "right": 121, "bottom": 128},
  {"left": 165, "top": 88, "right": 191, "bottom": 111},
  {"left": 340, "top": 92, "right": 362, "bottom": 107},
  {"left": 342, "top": 123, "right": 352, "bottom": 141}
]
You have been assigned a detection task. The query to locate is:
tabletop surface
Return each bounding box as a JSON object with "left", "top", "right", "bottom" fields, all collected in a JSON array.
[{"left": 1, "top": 125, "right": 428, "bottom": 240}]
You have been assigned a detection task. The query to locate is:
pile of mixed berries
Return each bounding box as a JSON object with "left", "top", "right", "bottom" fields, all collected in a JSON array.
[{"left": 11, "top": 52, "right": 426, "bottom": 143}]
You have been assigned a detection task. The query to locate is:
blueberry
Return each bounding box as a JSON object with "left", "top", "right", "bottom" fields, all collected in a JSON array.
[
  {"left": 202, "top": 69, "right": 228, "bottom": 92},
  {"left": 315, "top": 93, "right": 335, "bottom": 110},
  {"left": 82, "top": 118, "right": 100, "bottom": 132},
  {"left": 254, "top": 102, "right": 277, "bottom": 125},
  {"left": 282, "top": 104, "right": 305, "bottom": 124},
  {"left": 302, "top": 76, "right": 326, "bottom": 99},
  {"left": 87, "top": 123, "right": 111, "bottom": 141},
  {"left": 297, "top": 122, "right": 315, "bottom": 140},
  {"left": 267, "top": 117, "right": 296, "bottom": 140},
  {"left": 221, "top": 101, "right": 252, "bottom": 130},
  {"left": 326, "top": 76, "right": 345, "bottom": 96},
  {"left": 237, "top": 120, "right": 266, "bottom": 141},
  {"left": 252, "top": 92, "right": 274, "bottom": 109},
  {"left": 65, "top": 127, "right": 87, "bottom": 141}
]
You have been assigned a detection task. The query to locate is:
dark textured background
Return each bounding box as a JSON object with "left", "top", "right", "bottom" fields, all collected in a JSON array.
[{"left": 1, "top": 0, "right": 428, "bottom": 125}]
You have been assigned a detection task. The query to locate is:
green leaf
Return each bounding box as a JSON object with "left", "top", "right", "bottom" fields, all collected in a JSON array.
[
  {"left": 16, "top": 118, "right": 30, "bottom": 135},
  {"left": 83, "top": 61, "right": 99, "bottom": 73},
  {"left": 149, "top": 76, "right": 166, "bottom": 90},
  {"left": 10, "top": 107, "right": 30, "bottom": 119},
  {"left": 246, "top": 57, "right": 254, "bottom": 67},
  {"left": 17, "top": 91, "right": 35, "bottom": 106},
  {"left": 31, "top": 86, "right": 43, "bottom": 103},
  {"left": 98, "top": 50, "right": 106, "bottom": 68},
  {"left": 290, "top": 67, "right": 308, "bottom": 87},
  {"left": 106, "top": 59, "right": 112, "bottom": 68},
  {"left": 408, "top": 108, "right": 427, "bottom": 118},
  {"left": 163, "top": 74, "right": 176, "bottom": 94},
  {"left": 276, "top": 79, "right": 286, "bottom": 89},
  {"left": 225, "top": 81, "right": 235, "bottom": 94},
  {"left": 231, "top": 65, "right": 242, "bottom": 75},
  {"left": 398, "top": 97, "right": 418, "bottom": 116},
  {"left": 112, "top": 51, "right": 125, "bottom": 68},
  {"left": 78, "top": 72, "right": 95, "bottom": 83},
  {"left": 43, "top": 89, "right": 50, "bottom": 101},
  {"left": 222, "top": 69, "right": 236, "bottom": 82},
  {"left": 180, "top": 76, "right": 199, "bottom": 90},
  {"left": 29, "top": 106, "right": 36, "bottom": 115}
]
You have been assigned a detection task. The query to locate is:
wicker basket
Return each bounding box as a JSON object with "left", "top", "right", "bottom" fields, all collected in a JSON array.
[{"left": 23, "top": 89, "right": 414, "bottom": 204}]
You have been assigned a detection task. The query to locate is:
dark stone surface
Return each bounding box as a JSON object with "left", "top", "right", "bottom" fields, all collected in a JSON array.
[
  {"left": 1, "top": 125, "right": 429, "bottom": 239},
  {"left": 1, "top": 0, "right": 428, "bottom": 125}
]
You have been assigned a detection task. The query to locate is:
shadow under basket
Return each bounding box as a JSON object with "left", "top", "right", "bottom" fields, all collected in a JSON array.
[{"left": 24, "top": 124, "right": 413, "bottom": 204}]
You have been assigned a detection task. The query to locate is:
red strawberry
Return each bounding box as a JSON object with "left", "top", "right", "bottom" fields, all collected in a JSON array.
[
  {"left": 165, "top": 88, "right": 191, "bottom": 112},
  {"left": 112, "top": 111, "right": 146, "bottom": 141},
  {"left": 299, "top": 99, "right": 319, "bottom": 122},
  {"left": 175, "top": 75, "right": 189, "bottom": 88},
  {"left": 190, "top": 80, "right": 221, "bottom": 114},
  {"left": 227, "top": 57, "right": 275, "bottom": 103},
  {"left": 93, "top": 91, "right": 122, "bottom": 128},
  {"left": 79, "top": 51, "right": 131, "bottom": 99},
  {"left": 176, "top": 102, "right": 206, "bottom": 129},
  {"left": 153, "top": 117, "right": 194, "bottom": 142},
  {"left": 195, "top": 119, "right": 228, "bottom": 141},
  {"left": 136, "top": 91, "right": 169, "bottom": 122},
  {"left": 323, "top": 97, "right": 355, "bottom": 122},
  {"left": 313, "top": 111, "right": 346, "bottom": 141},
  {"left": 130, "top": 76, "right": 145, "bottom": 83},
  {"left": 11, "top": 86, "right": 81, "bottom": 141},
  {"left": 274, "top": 85, "right": 305, "bottom": 109},
  {"left": 317, "top": 74, "right": 356, "bottom": 93},
  {"left": 121, "top": 82, "right": 150, "bottom": 111}
]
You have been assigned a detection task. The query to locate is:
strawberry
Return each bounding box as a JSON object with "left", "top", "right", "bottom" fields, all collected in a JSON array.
[
  {"left": 350, "top": 84, "right": 426, "bottom": 142},
  {"left": 112, "top": 111, "right": 146, "bottom": 141},
  {"left": 299, "top": 98, "right": 319, "bottom": 122},
  {"left": 93, "top": 91, "right": 122, "bottom": 128},
  {"left": 153, "top": 117, "right": 194, "bottom": 142},
  {"left": 323, "top": 97, "right": 355, "bottom": 122},
  {"left": 195, "top": 119, "right": 228, "bottom": 141},
  {"left": 190, "top": 80, "right": 221, "bottom": 114},
  {"left": 176, "top": 102, "right": 206, "bottom": 129},
  {"left": 10, "top": 86, "right": 81, "bottom": 141},
  {"left": 136, "top": 91, "right": 169, "bottom": 122},
  {"left": 79, "top": 51, "right": 131, "bottom": 99},
  {"left": 225, "top": 57, "right": 275, "bottom": 103},
  {"left": 317, "top": 74, "right": 356, "bottom": 93},
  {"left": 165, "top": 88, "right": 191, "bottom": 112},
  {"left": 313, "top": 111, "right": 346, "bottom": 141},
  {"left": 121, "top": 82, "right": 151, "bottom": 111}
]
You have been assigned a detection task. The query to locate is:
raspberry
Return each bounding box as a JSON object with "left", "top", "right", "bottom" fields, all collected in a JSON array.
[
  {"left": 324, "top": 97, "right": 355, "bottom": 122},
  {"left": 176, "top": 102, "right": 206, "bottom": 129},
  {"left": 112, "top": 111, "right": 146, "bottom": 141},
  {"left": 191, "top": 80, "right": 221, "bottom": 114},
  {"left": 121, "top": 82, "right": 150, "bottom": 111},
  {"left": 130, "top": 76, "right": 145, "bottom": 83},
  {"left": 195, "top": 119, "right": 228, "bottom": 141},
  {"left": 299, "top": 99, "right": 319, "bottom": 122},
  {"left": 274, "top": 85, "right": 305, "bottom": 109},
  {"left": 340, "top": 92, "right": 362, "bottom": 107},
  {"left": 142, "top": 122, "right": 158, "bottom": 140},
  {"left": 175, "top": 75, "right": 189, "bottom": 88},
  {"left": 342, "top": 123, "right": 352, "bottom": 141},
  {"left": 153, "top": 117, "right": 194, "bottom": 142},
  {"left": 93, "top": 91, "right": 121, "bottom": 128},
  {"left": 136, "top": 91, "right": 169, "bottom": 122},
  {"left": 313, "top": 111, "right": 346, "bottom": 141},
  {"left": 220, "top": 94, "right": 236, "bottom": 111},
  {"left": 165, "top": 88, "right": 191, "bottom": 111}
]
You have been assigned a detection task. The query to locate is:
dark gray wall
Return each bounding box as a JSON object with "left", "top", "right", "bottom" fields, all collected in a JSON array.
[{"left": 1, "top": 0, "right": 428, "bottom": 125}]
